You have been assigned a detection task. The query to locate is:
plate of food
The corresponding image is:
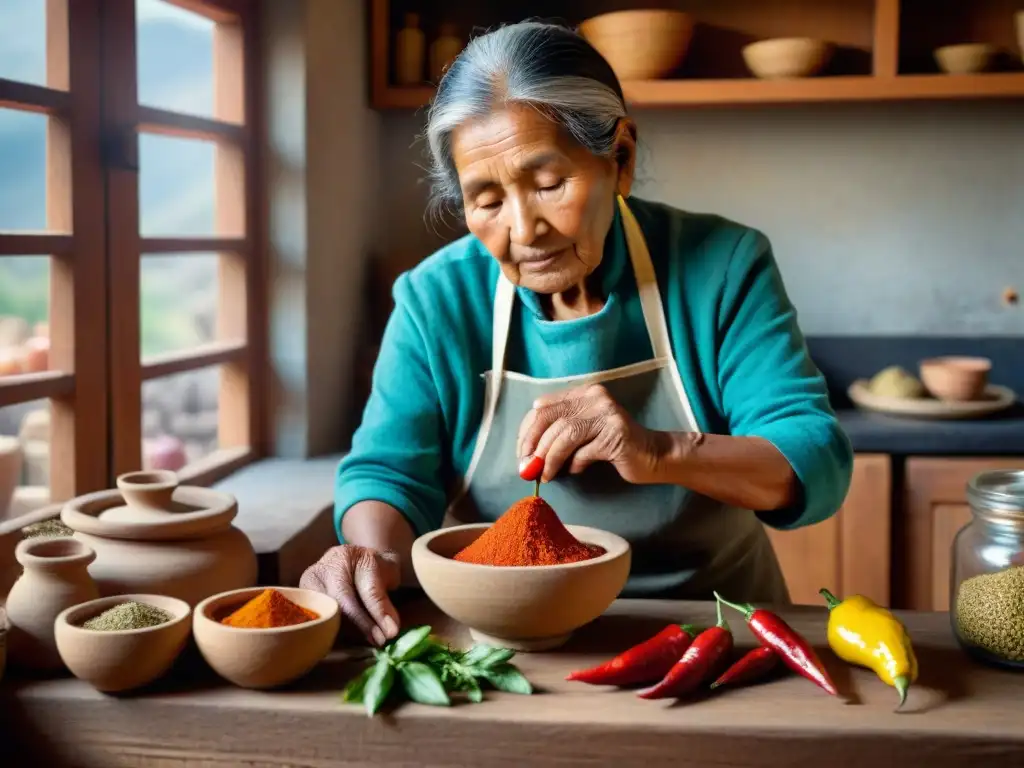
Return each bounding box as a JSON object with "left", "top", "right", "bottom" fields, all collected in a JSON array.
[{"left": 848, "top": 364, "right": 1017, "bottom": 420}]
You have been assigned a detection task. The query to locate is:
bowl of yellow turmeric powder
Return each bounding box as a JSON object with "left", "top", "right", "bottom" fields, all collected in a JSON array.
[{"left": 193, "top": 586, "right": 340, "bottom": 689}]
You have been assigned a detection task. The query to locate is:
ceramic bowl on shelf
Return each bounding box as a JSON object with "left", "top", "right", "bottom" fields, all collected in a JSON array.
[
  {"left": 411, "top": 523, "right": 631, "bottom": 652},
  {"left": 54, "top": 594, "right": 192, "bottom": 693},
  {"left": 919, "top": 356, "right": 993, "bottom": 402},
  {"left": 579, "top": 10, "right": 694, "bottom": 81},
  {"left": 934, "top": 43, "right": 998, "bottom": 74},
  {"left": 742, "top": 37, "right": 835, "bottom": 79},
  {"left": 192, "top": 586, "right": 340, "bottom": 689}
]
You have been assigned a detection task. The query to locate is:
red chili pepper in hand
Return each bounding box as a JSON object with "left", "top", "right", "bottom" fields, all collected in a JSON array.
[
  {"left": 566, "top": 624, "right": 700, "bottom": 687},
  {"left": 710, "top": 646, "right": 779, "bottom": 690},
  {"left": 637, "top": 602, "right": 733, "bottom": 700},
  {"left": 714, "top": 592, "right": 837, "bottom": 696},
  {"left": 518, "top": 454, "right": 544, "bottom": 482}
]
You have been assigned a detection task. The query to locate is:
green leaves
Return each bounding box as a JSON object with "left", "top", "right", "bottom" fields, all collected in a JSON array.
[
  {"left": 339, "top": 625, "right": 534, "bottom": 717},
  {"left": 389, "top": 625, "right": 433, "bottom": 663},
  {"left": 363, "top": 659, "right": 395, "bottom": 717},
  {"left": 398, "top": 662, "right": 450, "bottom": 707},
  {"left": 482, "top": 664, "right": 534, "bottom": 695}
]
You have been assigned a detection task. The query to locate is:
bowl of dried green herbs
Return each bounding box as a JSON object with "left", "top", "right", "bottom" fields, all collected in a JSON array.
[{"left": 54, "top": 593, "right": 191, "bottom": 693}]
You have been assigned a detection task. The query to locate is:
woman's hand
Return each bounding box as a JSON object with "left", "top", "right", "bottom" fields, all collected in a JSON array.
[
  {"left": 299, "top": 544, "right": 402, "bottom": 647},
  {"left": 517, "top": 383, "right": 666, "bottom": 484}
]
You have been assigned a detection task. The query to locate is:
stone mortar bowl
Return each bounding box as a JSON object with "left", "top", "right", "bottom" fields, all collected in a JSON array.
[{"left": 411, "top": 523, "right": 631, "bottom": 651}]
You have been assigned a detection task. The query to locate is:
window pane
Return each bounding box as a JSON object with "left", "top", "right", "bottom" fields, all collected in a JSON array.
[
  {"left": 0, "top": 256, "right": 50, "bottom": 377},
  {"left": 0, "top": 108, "right": 46, "bottom": 231},
  {"left": 139, "top": 134, "right": 215, "bottom": 237},
  {"left": 136, "top": 0, "right": 215, "bottom": 118},
  {"left": 0, "top": 0, "right": 47, "bottom": 87},
  {"left": 142, "top": 366, "right": 220, "bottom": 471},
  {"left": 141, "top": 253, "right": 218, "bottom": 358},
  {"left": 0, "top": 399, "right": 51, "bottom": 524}
]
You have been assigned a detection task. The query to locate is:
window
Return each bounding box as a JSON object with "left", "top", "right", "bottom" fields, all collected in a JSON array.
[{"left": 0, "top": 0, "right": 263, "bottom": 517}]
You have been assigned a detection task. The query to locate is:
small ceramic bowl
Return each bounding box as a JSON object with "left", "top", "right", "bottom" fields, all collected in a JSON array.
[
  {"left": 919, "top": 356, "right": 992, "bottom": 402},
  {"left": 193, "top": 587, "right": 340, "bottom": 689},
  {"left": 742, "top": 37, "right": 834, "bottom": 79},
  {"left": 411, "top": 523, "right": 631, "bottom": 651},
  {"left": 54, "top": 594, "right": 191, "bottom": 693},
  {"left": 934, "top": 43, "right": 998, "bottom": 74}
]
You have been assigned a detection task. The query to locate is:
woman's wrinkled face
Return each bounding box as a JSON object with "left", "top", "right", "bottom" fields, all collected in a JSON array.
[{"left": 451, "top": 104, "right": 635, "bottom": 295}]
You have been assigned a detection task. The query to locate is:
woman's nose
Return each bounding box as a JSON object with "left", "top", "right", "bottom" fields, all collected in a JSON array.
[{"left": 507, "top": 199, "right": 547, "bottom": 245}]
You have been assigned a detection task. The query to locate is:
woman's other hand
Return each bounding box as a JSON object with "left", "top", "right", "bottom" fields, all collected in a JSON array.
[
  {"left": 299, "top": 544, "right": 402, "bottom": 646},
  {"left": 517, "top": 383, "right": 667, "bottom": 484}
]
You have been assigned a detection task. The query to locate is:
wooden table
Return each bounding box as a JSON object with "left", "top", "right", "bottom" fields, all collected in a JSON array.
[{"left": 3, "top": 599, "right": 1023, "bottom": 767}]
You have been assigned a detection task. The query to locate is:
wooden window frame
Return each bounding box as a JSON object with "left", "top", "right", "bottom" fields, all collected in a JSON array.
[
  {"left": 0, "top": 0, "right": 266, "bottom": 502},
  {"left": 0, "top": 0, "right": 108, "bottom": 500},
  {"left": 102, "top": 0, "right": 266, "bottom": 487}
]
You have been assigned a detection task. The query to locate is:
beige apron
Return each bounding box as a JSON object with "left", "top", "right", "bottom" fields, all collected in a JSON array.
[{"left": 445, "top": 196, "right": 790, "bottom": 604}]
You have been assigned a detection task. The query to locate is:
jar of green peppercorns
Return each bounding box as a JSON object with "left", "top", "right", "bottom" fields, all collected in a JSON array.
[{"left": 950, "top": 469, "right": 1024, "bottom": 669}]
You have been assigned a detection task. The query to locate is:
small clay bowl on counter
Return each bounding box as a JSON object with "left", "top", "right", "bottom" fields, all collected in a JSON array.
[
  {"left": 54, "top": 594, "right": 192, "bottom": 693},
  {"left": 192, "top": 586, "right": 340, "bottom": 690},
  {"left": 411, "top": 523, "right": 631, "bottom": 652},
  {"left": 919, "top": 356, "right": 992, "bottom": 402}
]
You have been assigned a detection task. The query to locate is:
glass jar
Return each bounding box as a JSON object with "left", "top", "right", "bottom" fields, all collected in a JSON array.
[{"left": 950, "top": 468, "right": 1024, "bottom": 669}]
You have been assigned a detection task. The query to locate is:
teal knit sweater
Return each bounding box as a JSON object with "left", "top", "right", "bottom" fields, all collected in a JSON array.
[{"left": 335, "top": 196, "right": 854, "bottom": 539}]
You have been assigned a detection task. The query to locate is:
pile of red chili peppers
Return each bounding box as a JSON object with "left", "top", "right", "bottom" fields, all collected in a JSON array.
[{"left": 566, "top": 592, "right": 837, "bottom": 701}]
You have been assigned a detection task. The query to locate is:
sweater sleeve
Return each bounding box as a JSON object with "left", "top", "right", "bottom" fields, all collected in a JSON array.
[
  {"left": 334, "top": 273, "right": 448, "bottom": 540},
  {"left": 716, "top": 228, "right": 854, "bottom": 530}
]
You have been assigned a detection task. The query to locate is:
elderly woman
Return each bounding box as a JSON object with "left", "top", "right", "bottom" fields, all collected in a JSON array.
[{"left": 301, "top": 21, "right": 853, "bottom": 646}]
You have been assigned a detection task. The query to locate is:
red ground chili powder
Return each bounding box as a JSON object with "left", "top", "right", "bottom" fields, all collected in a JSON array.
[{"left": 453, "top": 496, "right": 605, "bottom": 567}]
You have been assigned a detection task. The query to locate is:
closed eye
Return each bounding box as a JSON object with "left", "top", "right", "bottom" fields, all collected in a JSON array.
[{"left": 539, "top": 179, "right": 565, "bottom": 192}]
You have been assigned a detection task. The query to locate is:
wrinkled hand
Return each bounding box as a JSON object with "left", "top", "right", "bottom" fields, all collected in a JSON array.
[
  {"left": 299, "top": 544, "right": 401, "bottom": 646},
  {"left": 517, "top": 383, "right": 666, "bottom": 484}
]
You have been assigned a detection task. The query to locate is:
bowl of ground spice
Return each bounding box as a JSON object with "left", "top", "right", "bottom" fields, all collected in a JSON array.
[
  {"left": 192, "top": 586, "right": 340, "bottom": 689},
  {"left": 411, "top": 496, "right": 631, "bottom": 651},
  {"left": 54, "top": 594, "right": 191, "bottom": 693}
]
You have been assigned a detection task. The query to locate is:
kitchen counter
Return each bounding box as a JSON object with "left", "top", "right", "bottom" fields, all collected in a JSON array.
[
  {"left": 836, "top": 404, "right": 1024, "bottom": 455},
  {"left": 3, "top": 599, "right": 1023, "bottom": 767}
]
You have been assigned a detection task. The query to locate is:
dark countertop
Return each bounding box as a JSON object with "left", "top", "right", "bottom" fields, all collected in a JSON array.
[{"left": 836, "top": 405, "right": 1024, "bottom": 456}]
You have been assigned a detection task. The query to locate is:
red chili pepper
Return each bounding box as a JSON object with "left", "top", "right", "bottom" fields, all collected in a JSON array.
[
  {"left": 636, "top": 602, "right": 733, "bottom": 700},
  {"left": 566, "top": 624, "right": 700, "bottom": 686},
  {"left": 710, "top": 646, "right": 779, "bottom": 689},
  {"left": 714, "top": 592, "right": 837, "bottom": 696},
  {"left": 518, "top": 454, "right": 544, "bottom": 482}
]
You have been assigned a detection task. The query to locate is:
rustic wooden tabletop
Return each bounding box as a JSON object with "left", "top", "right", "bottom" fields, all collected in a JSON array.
[{"left": 3, "top": 598, "right": 1023, "bottom": 767}]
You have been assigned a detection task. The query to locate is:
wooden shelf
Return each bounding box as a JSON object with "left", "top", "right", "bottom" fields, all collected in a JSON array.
[
  {"left": 370, "top": 0, "right": 1024, "bottom": 110},
  {"left": 373, "top": 72, "right": 1024, "bottom": 110}
]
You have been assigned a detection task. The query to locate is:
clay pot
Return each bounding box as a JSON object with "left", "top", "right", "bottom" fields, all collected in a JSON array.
[
  {"left": 60, "top": 471, "right": 258, "bottom": 606},
  {"left": 5, "top": 537, "right": 100, "bottom": 671}
]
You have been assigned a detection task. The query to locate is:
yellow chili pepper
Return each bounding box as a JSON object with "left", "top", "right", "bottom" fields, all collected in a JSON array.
[{"left": 819, "top": 588, "right": 918, "bottom": 709}]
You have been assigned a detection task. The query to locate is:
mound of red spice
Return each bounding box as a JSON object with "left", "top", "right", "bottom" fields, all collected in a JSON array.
[{"left": 454, "top": 496, "right": 605, "bottom": 567}]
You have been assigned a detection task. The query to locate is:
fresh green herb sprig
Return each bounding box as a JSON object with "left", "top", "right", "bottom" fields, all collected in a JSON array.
[{"left": 341, "top": 625, "right": 534, "bottom": 716}]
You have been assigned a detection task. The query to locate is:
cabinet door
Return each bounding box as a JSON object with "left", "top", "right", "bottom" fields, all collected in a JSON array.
[
  {"left": 903, "top": 457, "right": 1024, "bottom": 611},
  {"left": 766, "top": 454, "right": 891, "bottom": 607}
]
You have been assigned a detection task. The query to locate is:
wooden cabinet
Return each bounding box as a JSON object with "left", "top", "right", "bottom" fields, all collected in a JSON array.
[
  {"left": 766, "top": 453, "right": 892, "bottom": 608},
  {"left": 369, "top": 0, "right": 1024, "bottom": 109},
  {"left": 902, "top": 457, "right": 1024, "bottom": 612}
]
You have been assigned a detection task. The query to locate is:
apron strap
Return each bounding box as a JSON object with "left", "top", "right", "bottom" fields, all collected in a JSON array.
[{"left": 617, "top": 195, "right": 673, "bottom": 360}]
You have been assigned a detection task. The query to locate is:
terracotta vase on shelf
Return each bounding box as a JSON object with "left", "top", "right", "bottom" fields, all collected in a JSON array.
[
  {"left": 5, "top": 536, "right": 99, "bottom": 671},
  {"left": 430, "top": 23, "right": 463, "bottom": 82},
  {"left": 59, "top": 470, "right": 257, "bottom": 607},
  {"left": 395, "top": 12, "right": 426, "bottom": 86}
]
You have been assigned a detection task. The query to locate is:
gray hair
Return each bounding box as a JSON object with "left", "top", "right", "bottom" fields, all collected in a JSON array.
[{"left": 424, "top": 21, "right": 629, "bottom": 219}]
